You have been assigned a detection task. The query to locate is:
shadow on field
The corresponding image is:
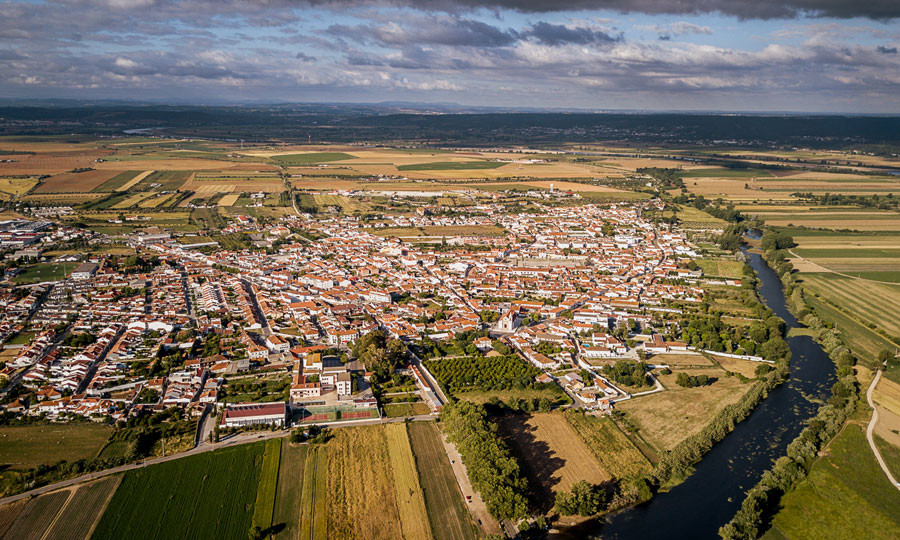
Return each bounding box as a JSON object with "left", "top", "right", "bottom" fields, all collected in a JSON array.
[{"left": 497, "top": 413, "right": 566, "bottom": 513}]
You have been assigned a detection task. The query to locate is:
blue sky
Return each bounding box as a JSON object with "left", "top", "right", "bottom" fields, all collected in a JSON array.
[{"left": 1, "top": 0, "right": 898, "bottom": 112}]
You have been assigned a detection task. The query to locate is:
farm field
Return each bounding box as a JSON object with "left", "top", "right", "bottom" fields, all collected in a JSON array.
[
  {"left": 0, "top": 489, "right": 71, "bottom": 540},
  {"left": 798, "top": 273, "right": 900, "bottom": 338},
  {"left": 43, "top": 476, "right": 121, "bottom": 540},
  {"left": 676, "top": 205, "right": 728, "bottom": 229},
  {"left": 91, "top": 442, "right": 265, "bottom": 540},
  {"left": 564, "top": 411, "right": 654, "bottom": 476},
  {"left": 271, "top": 152, "right": 355, "bottom": 165},
  {"left": 0, "top": 423, "right": 113, "bottom": 470},
  {"left": 407, "top": 422, "right": 479, "bottom": 540},
  {"left": 33, "top": 169, "right": 119, "bottom": 193},
  {"left": 384, "top": 424, "right": 434, "bottom": 540},
  {"left": 383, "top": 402, "right": 431, "bottom": 417},
  {"left": 217, "top": 193, "right": 241, "bottom": 206},
  {"left": 616, "top": 368, "right": 753, "bottom": 451},
  {"left": 0, "top": 151, "right": 110, "bottom": 176},
  {"left": 272, "top": 443, "right": 307, "bottom": 540},
  {"left": 645, "top": 352, "right": 713, "bottom": 368},
  {"left": 873, "top": 377, "right": 900, "bottom": 448},
  {"left": 252, "top": 439, "right": 282, "bottom": 531},
  {"left": 498, "top": 412, "right": 610, "bottom": 506},
  {"left": 397, "top": 161, "right": 504, "bottom": 171},
  {"left": 455, "top": 386, "right": 572, "bottom": 407},
  {"left": 91, "top": 170, "right": 141, "bottom": 192},
  {"left": 0, "top": 177, "right": 38, "bottom": 197},
  {"left": 0, "top": 499, "right": 25, "bottom": 538},
  {"left": 764, "top": 424, "right": 900, "bottom": 540},
  {"left": 298, "top": 445, "right": 327, "bottom": 540},
  {"left": 695, "top": 257, "right": 744, "bottom": 279}
]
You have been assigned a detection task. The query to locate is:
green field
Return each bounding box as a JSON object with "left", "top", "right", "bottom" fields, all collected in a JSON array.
[
  {"left": 92, "top": 170, "right": 141, "bottom": 192},
  {"left": 272, "top": 443, "right": 307, "bottom": 540},
  {"left": 800, "top": 273, "right": 900, "bottom": 341},
  {"left": 407, "top": 422, "right": 479, "bottom": 540},
  {"left": 383, "top": 402, "right": 432, "bottom": 418},
  {"left": 695, "top": 257, "right": 745, "bottom": 279},
  {"left": 0, "top": 424, "right": 113, "bottom": 470},
  {"left": 299, "top": 445, "right": 328, "bottom": 540},
  {"left": 455, "top": 386, "right": 572, "bottom": 407},
  {"left": 765, "top": 424, "right": 900, "bottom": 540},
  {"left": 252, "top": 439, "right": 282, "bottom": 531},
  {"left": 397, "top": 161, "right": 505, "bottom": 171},
  {"left": 273, "top": 152, "right": 354, "bottom": 165},
  {"left": 44, "top": 476, "right": 120, "bottom": 540},
  {"left": 92, "top": 442, "right": 264, "bottom": 540},
  {"left": 677, "top": 168, "right": 773, "bottom": 178},
  {"left": 564, "top": 411, "right": 654, "bottom": 477},
  {"left": 134, "top": 170, "right": 190, "bottom": 191},
  {"left": 10, "top": 262, "right": 74, "bottom": 284}
]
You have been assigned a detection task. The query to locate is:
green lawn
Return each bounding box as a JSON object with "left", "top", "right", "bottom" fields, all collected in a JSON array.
[
  {"left": 252, "top": 439, "right": 282, "bottom": 530},
  {"left": 383, "top": 402, "right": 432, "bottom": 418},
  {"left": 695, "top": 258, "right": 745, "bottom": 279},
  {"left": 11, "top": 262, "right": 73, "bottom": 284},
  {"left": 766, "top": 424, "right": 900, "bottom": 540},
  {"left": 0, "top": 424, "right": 113, "bottom": 470},
  {"left": 455, "top": 386, "right": 572, "bottom": 407}
]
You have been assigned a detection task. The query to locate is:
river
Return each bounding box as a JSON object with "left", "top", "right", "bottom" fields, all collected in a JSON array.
[{"left": 572, "top": 246, "right": 836, "bottom": 539}]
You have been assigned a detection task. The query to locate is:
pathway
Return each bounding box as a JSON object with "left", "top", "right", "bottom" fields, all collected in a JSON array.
[
  {"left": 439, "top": 432, "right": 502, "bottom": 536},
  {"left": 866, "top": 370, "right": 900, "bottom": 491}
]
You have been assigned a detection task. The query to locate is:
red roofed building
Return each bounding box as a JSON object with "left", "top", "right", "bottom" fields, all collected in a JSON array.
[{"left": 220, "top": 402, "right": 288, "bottom": 428}]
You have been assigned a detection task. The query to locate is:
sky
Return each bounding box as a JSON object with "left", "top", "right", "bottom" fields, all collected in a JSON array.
[{"left": 1, "top": 0, "right": 899, "bottom": 112}]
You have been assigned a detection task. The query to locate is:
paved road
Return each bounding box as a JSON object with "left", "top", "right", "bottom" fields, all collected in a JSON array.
[{"left": 865, "top": 370, "right": 900, "bottom": 491}]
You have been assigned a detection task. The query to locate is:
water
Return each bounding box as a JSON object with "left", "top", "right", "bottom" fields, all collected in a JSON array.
[{"left": 581, "top": 247, "right": 835, "bottom": 540}]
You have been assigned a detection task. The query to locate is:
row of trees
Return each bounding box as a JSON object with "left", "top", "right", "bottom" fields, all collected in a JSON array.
[
  {"left": 427, "top": 355, "right": 541, "bottom": 393},
  {"left": 439, "top": 401, "right": 529, "bottom": 520},
  {"left": 675, "top": 372, "right": 713, "bottom": 388},
  {"left": 602, "top": 360, "right": 650, "bottom": 388},
  {"left": 352, "top": 330, "right": 408, "bottom": 382}
]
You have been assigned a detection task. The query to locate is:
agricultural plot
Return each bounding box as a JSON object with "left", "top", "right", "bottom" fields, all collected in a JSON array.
[
  {"left": 0, "top": 424, "right": 113, "bottom": 470},
  {"left": 272, "top": 443, "right": 307, "bottom": 540},
  {"left": 91, "top": 170, "right": 141, "bottom": 192},
  {"left": 33, "top": 169, "right": 120, "bottom": 193},
  {"left": 799, "top": 273, "right": 900, "bottom": 337},
  {"left": 311, "top": 193, "right": 371, "bottom": 213},
  {"left": 1, "top": 489, "right": 71, "bottom": 540},
  {"left": 564, "top": 412, "right": 654, "bottom": 477},
  {"left": 252, "top": 439, "right": 282, "bottom": 531},
  {"left": 616, "top": 368, "right": 753, "bottom": 451},
  {"left": 271, "top": 152, "right": 354, "bottom": 165},
  {"left": 217, "top": 193, "right": 241, "bottom": 206},
  {"left": 383, "top": 402, "right": 431, "bottom": 417},
  {"left": 111, "top": 191, "right": 156, "bottom": 208},
  {"left": 299, "top": 446, "right": 328, "bottom": 540},
  {"left": 0, "top": 177, "right": 38, "bottom": 196},
  {"left": 676, "top": 205, "right": 728, "bottom": 229},
  {"left": 0, "top": 500, "right": 25, "bottom": 538},
  {"left": 421, "top": 225, "right": 506, "bottom": 236},
  {"left": 397, "top": 161, "right": 504, "bottom": 171},
  {"left": 677, "top": 168, "right": 774, "bottom": 178},
  {"left": 44, "top": 476, "right": 121, "bottom": 540},
  {"left": 766, "top": 424, "right": 900, "bottom": 540},
  {"left": 695, "top": 257, "right": 745, "bottom": 279},
  {"left": 91, "top": 442, "right": 264, "bottom": 540},
  {"left": 407, "top": 422, "right": 478, "bottom": 540},
  {"left": 134, "top": 170, "right": 191, "bottom": 191},
  {"left": 0, "top": 150, "right": 110, "bottom": 176},
  {"left": 498, "top": 413, "right": 610, "bottom": 506},
  {"left": 385, "top": 424, "right": 434, "bottom": 540}
]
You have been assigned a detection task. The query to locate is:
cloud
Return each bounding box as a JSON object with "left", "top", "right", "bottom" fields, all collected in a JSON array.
[
  {"left": 295, "top": 52, "right": 317, "bottom": 61},
  {"left": 643, "top": 22, "right": 713, "bottom": 40},
  {"left": 327, "top": 16, "right": 517, "bottom": 47},
  {"left": 878, "top": 45, "right": 898, "bottom": 54},
  {"left": 522, "top": 22, "right": 621, "bottom": 46}
]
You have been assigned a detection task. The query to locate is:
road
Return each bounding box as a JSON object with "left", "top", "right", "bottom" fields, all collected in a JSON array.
[{"left": 865, "top": 370, "right": 900, "bottom": 491}]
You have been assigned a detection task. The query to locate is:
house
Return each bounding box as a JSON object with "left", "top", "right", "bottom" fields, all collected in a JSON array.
[
  {"left": 266, "top": 335, "right": 290, "bottom": 353},
  {"left": 474, "top": 336, "right": 493, "bottom": 352},
  {"left": 335, "top": 372, "right": 352, "bottom": 396},
  {"left": 220, "top": 402, "right": 288, "bottom": 428}
]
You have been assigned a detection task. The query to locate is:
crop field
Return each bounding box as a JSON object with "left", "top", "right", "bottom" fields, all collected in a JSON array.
[
  {"left": 407, "top": 422, "right": 478, "bottom": 540},
  {"left": 799, "top": 273, "right": 900, "bottom": 337},
  {"left": 0, "top": 151, "right": 110, "bottom": 175},
  {"left": 95, "top": 158, "right": 254, "bottom": 171},
  {"left": 455, "top": 386, "right": 572, "bottom": 407},
  {"left": 111, "top": 191, "right": 156, "bottom": 208},
  {"left": 765, "top": 424, "right": 900, "bottom": 540},
  {"left": 498, "top": 412, "right": 610, "bottom": 503},
  {"left": 385, "top": 424, "right": 434, "bottom": 540},
  {"left": 755, "top": 210, "right": 900, "bottom": 232},
  {"left": 91, "top": 170, "right": 141, "bottom": 192},
  {"left": 676, "top": 205, "right": 728, "bottom": 229},
  {"left": 677, "top": 168, "right": 774, "bottom": 178},
  {"left": 1, "top": 489, "right": 71, "bottom": 540},
  {"left": 311, "top": 193, "right": 371, "bottom": 213},
  {"left": 0, "top": 499, "right": 25, "bottom": 538},
  {"left": 134, "top": 170, "right": 191, "bottom": 191},
  {"left": 646, "top": 353, "right": 713, "bottom": 368},
  {"left": 397, "top": 161, "right": 504, "bottom": 171},
  {"left": 44, "top": 476, "right": 121, "bottom": 540},
  {"left": 0, "top": 423, "right": 112, "bottom": 470},
  {"left": 695, "top": 257, "right": 745, "bottom": 278},
  {"left": 873, "top": 377, "right": 900, "bottom": 447},
  {"left": 0, "top": 177, "right": 38, "bottom": 196},
  {"left": 92, "top": 442, "right": 265, "bottom": 540},
  {"left": 184, "top": 176, "right": 284, "bottom": 193},
  {"left": 217, "top": 193, "right": 241, "bottom": 206},
  {"left": 272, "top": 152, "right": 355, "bottom": 165},
  {"left": 802, "top": 292, "right": 895, "bottom": 365},
  {"left": 252, "top": 439, "right": 282, "bottom": 531},
  {"left": 33, "top": 169, "right": 120, "bottom": 193},
  {"left": 324, "top": 426, "right": 404, "bottom": 540},
  {"left": 272, "top": 443, "right": 307, "bottom": 540},
  {"left": 421, "top": 225, "right": 506, "bottom": 236},
  {"left": 616, "top": 368, "right": 752, "bottom": 451},
  {"left": 564, "top": 412, "right": 654, "bottom": 476},
  {"left": 299, "top": 445, "right": 328, "bottom": 540},
  {"left": 383, "top": 402, "right": 432, "bottom": 417}
]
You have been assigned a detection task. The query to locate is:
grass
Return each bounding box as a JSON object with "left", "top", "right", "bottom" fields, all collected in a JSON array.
[
  {"left": 91, "top": 442, "right": 264, "bottom": 540},
  {"left": 0, "top": 424, "right": 113, "bottom": 470},
  {"left": 564, "top": 411, "right": 654, "bottom": 477},
  {"left": 397, "top": 161, "right": 505, "bottom": 171},
  {"left": 874, "top": 435, "right": 900, "bottom": 482},
  {"left": 498, "top": 413, "right": 610, "bottom": 507},
  {"left": 299, "top": 445, "right": 327, "bottom": 540},
  {"left": 272, "top": 443, "right": 307, "bottom": 540},
  {"left": 615, "top": 369, "right": 753, "bottom": 451},
  {"left": 0, "top": 177, "right": 38, "bottom": 196},
  {"left": 10, "top": 262, "right": 74, "bottom": 284},
  {"left": 407, "top": 422, "right": 478, "bottom": 540},
  {"left": 272, "top": 152, "right": 354, "bottom": 165},
  {"left": 1, "top": 489, "right": 70, "bottom": 540},
  {"left": 800, "top": 273, "right": 900, "bottom": 342},
  {"left": 695, "top": 257, "right": 745, "bottom": 279},
  {"left": 678, "top": 168, "right": 773, "bottom": 178},
  {"left": 385, "top": 424, "right": 434, "bottom": 540},
  {"left": 384, "top": 402, "right": 431, "bottom": 417},
  {"left": 455, "top": 386, "right": 572, "bottom": 407},
  {"left": 135, "top": 170, "right": 191, "bottom": 191},
  {"left": 421, "top": 225, "right": 506, "bottom": 236},
  {"left": 766, "top": 424, "right": 900, "bottom": 540},
  {"left": 803, "top": 293, "right": 895, "bottom": 366},
  {"left": 44, "top": 476, "right": 120, "bottom": 540},
  {"left": 252, "top": 439, "right": 282, "bottom": 531}
]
